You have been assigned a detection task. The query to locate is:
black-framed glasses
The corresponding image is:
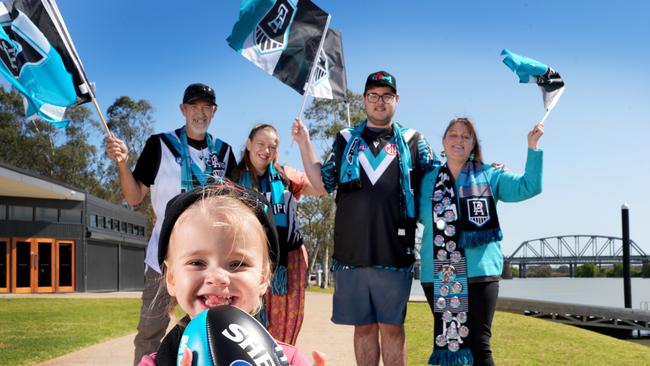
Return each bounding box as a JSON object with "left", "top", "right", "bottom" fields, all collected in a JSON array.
[{"left": 365, "top": 92, "right": 396, "bottom": 104}]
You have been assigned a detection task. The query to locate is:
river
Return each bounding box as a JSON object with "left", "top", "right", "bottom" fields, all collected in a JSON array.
[{"left": 412, "top": 277, "right": 650, "bottom": 309}]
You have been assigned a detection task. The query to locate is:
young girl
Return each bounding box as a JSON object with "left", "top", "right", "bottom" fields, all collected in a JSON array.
[
  {"left": 138, "top": 182, "right": 321, "bottom": 366},
  {"left": 232, "top": 124, "right": 321, "bottom": 345}
]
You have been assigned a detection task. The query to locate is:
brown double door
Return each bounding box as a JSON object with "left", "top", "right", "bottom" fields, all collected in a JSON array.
[{"left": 0, "top": 238, "right": 75, "bottom": 293}]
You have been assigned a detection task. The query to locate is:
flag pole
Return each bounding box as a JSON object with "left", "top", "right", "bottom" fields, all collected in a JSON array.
[
  {"left": 298, "top": 15, "right": 331, "bottom": 118},
  {"left": 539, "top": 108, "right": 552, "bottom": 126},
  {"left": 90, "top": 96, "right": 111, "bottom": 135},
  {"left": 345, "top": 100, "right": 350, "bottom": 127},
  {"left": 43, "top": 0, "right": 111, "bottom": 136}
]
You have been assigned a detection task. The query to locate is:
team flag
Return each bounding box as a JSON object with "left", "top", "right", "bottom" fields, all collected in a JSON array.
[
  {"left": 227, "top": 0, "right": 330, "bottom": 96},
  {"left": 501, "top": 49, "right": 565, "bottom": 122},
  {"left": 307, "top": 28, "right": 347, "bottom": 100},
  {"left": 0, "top": 0, "right": 93, "bottom": 128}
]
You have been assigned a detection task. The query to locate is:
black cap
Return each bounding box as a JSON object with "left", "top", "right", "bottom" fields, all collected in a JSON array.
[
  {"left": 157, "top": 181, "right": 280, "bottom": 271},
  {"left": 364, "top": 70, "right": 397, "bottom": 94},
  {"left": 183, "top": 83, "right": 217, "bottom": 105}
]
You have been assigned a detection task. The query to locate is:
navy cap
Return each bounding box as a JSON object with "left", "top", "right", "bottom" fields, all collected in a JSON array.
[
  {"left": 364, "top": 71, "right": 397, "bottom": 93},
  {"left": 183, "top": 83, "right": 217, "bottom": 105}
]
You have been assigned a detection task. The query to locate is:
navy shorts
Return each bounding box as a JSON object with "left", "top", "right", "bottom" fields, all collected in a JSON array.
[{"left": 332, "top": 267, "right": 413, "bottom": 325}]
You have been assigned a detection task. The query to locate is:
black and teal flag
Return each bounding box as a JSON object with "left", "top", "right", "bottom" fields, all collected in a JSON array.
[
  {"left": 227, "top": 0, "right": 330, "bottom": 96},
  {"left": 501, "top": 49, "right": 565, "bottom": 113},
  {"left": 307, "top": 28, "right": 347, "bottom": 100},
  {"left": 0, "top": 0, "right": 93, "bottom": 128}
]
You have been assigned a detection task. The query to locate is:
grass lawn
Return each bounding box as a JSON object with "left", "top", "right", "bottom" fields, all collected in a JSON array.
[
  {"left": 0, "top": 298, "right": 140, "bottom": 365},
  {"left": 405, "top": 302, "right": 650, "bottom": 365},
  {"left": 2, "top": 296, "right": 649, "bottom": 365}
]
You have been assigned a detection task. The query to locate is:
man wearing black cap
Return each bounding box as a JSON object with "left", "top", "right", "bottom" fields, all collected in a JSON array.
[
  {"left": 105, "top": 82, "right": 237, "bottom": 364},
  {"left": 292, "top": 71, "right": 437, "bottom": 366}
]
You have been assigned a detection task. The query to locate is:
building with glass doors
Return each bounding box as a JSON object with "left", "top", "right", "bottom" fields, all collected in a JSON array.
[{"left": 0, "top": 161, "right": 148, "bottom": 293}]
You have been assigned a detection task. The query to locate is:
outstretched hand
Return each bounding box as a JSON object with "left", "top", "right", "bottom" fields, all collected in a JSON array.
[
  {"left": 105, "top": 134, "right": 129, "bottom": 163},
  {"left": 292, "top": 117, "right": 310, "bottom": 146},
  {"left": 527, "top": 122, "right": 544, "bottom": 150}
]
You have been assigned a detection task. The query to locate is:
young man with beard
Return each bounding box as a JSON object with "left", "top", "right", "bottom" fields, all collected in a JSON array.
[
  {"left": 292, "top": 71, "right": 437, "bottom": 366},
  {"left": 105, "top": 83, "right": 237, "bottom": 365}
]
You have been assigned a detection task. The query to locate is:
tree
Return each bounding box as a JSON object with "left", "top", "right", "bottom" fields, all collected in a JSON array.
[
  {"left": 606, "top": 263, "right": 624, "bottom": 277},
  {"left": 0, "top": 86, "right": 108, "bottom": 198},
  {"left": 527, "top": 265, "right": 552, "bottom": 277},
  {"left": 576, "top": 263, "right": 599, "bottom": 277},
  {"left": 103, "top": 96, "right": 156, "bottom": 227},
  {"left": 642, "top": 261, "right": 650, "bottom": 278}
]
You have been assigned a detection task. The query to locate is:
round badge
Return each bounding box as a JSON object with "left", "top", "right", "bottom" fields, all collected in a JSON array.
[
  {"left": 442, "top": 197, "right": 452, "bottom": 207},
  {"left": 434, "top": 235, "right": 445, "bottom": 247},
  {"left": 448, "top": 340, "right": 460, "bottom": 352},
  {"left": 459, "top": 326, "right": 470, "bottom": 338},
  {"left": 457, "top": 312, "right": 468, "bottom": 323},
  {"left": 437, "top": 249, "right": 448, "bottom": 261},
  {"left": 436, "top": 219, "right": 446, "bottom": 231},
  {"left": 435, "top": 334, "right": 447, "bottom": 347},
  {"left": 436, "top": 297, "right": 447, "bottom": 310},
  {"left": 452, "top": 282, "right": 463, "bottom": 294},
  {"left": 442, "top": 310, "right": 452, "bottom": 322},
  {"left": 444, "top": 210, "right": 456, "bottom": 222},
  {"left": 434, "top": 203, "right": 444, "bottom": 214},
  {"left": 446, "top": 240, "right": 457, "bottom": 252},
  {"left": 440, "top": 285, "right": 450, "bottom": 297},
  {"left": 447, "top": 324, "right": 458, "bottom": 338},
  {"left": 444, "top": 224, "right": 456, "bottom": 237},
  {"left": 450, "top": 250, "right": 462, "bottom": 263},
  {"left": 450, "top": 296, "right": 461, "bottom": 308},
  {"left": 433, "top": 190, "right": 443, "bottom": 201}
]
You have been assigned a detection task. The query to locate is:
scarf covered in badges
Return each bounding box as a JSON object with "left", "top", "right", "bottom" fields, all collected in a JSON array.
[
  {"left": 163, "top": 126, "right": 224, "bottom": 192},
  {"left": 428, "top": 161, "right": 502, "bottom": 365},
  {"left": 238, "top": 163, "right": 295, "bottom": 295},
  {"left": 429, "top": 163, "right": 472, "bottom": 365},
  {"left": 339, "top": 120, "right": 415, "bottom": 219}
]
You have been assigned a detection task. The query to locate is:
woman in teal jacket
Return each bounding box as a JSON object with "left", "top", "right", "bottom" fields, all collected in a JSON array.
[{"left": 419, "top": 117, "right": 543, "bottom": 366}]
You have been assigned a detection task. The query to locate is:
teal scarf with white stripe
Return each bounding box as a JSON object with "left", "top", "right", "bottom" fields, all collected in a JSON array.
[
  {"left": 339, "top": 120, "right": 415, "bottom": 218},
  {"left": 238, "top": 162, "right": 289, "bottom": 295},
  {"left": 164, "top": 126, "right": 223, "bottom": 192}
]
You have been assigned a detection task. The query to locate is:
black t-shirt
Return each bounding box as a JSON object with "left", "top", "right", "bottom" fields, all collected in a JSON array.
[{"left": 324, "top": 125, "right": 435, "bottom": 267}]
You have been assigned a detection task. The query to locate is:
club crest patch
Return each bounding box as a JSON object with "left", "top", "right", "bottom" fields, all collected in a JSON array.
[
  {"left": 384, "top": 142, "right": 398, "bottom": 156},
  {"left": 467, "top": 198, "right": 490, "bottom": 227},
  {"left": 255, "top": 0, "right": 296, "bottom": 54},
  {"left": 312, "top": 48, "right": 329, "bottom": 85}
]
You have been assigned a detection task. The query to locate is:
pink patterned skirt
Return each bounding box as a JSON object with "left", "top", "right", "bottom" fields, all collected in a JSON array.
[{"left": 264, "top": 245, "right": 308, "bottom": 345}]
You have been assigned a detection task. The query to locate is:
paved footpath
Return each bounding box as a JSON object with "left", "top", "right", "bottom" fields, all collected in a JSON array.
[{"left": 36, "top": 291, "right": 357, "bottom": 366}]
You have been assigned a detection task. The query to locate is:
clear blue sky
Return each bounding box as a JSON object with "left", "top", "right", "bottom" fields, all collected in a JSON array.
[{"left": 50, "top": 0, "right": 649, "bottom": 256}]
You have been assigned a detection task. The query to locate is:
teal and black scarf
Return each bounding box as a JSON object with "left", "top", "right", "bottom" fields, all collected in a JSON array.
[
  {"left": 429, "top": 161, "right": 502, "bottom": 365},
  {"left": 238, "top": 163, "right": 298, "bottom": 295},
  {"left": 339, "top": 120, "right": 415, "bottom": 219},
  {"left": 163, "top": 126, "right": 224, "bottom": 192}
]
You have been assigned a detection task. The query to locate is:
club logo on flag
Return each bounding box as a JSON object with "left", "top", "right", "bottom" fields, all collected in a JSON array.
[
  {"left": 467, "top": 198, "right": 490, "bottom": 227},
  {"left": 0, "top": 22, "right": 46, "bottom": 77},
  {"left": 255, "top": 0, "right": 296, "bottom": 54},
  {"left": 312, "top": 48, "right": 328, "bottom": 85}
]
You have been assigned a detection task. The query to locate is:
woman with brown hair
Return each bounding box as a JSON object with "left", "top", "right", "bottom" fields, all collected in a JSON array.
[
  {"left": 231, "top": 123, "right": 321, "bottom": 345},
  {"left": 419, "top": 117, "right": 544, "bottom": 365}
]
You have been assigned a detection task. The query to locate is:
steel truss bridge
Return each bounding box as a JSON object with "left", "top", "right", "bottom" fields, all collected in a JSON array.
[{"left": 506, "top": 235, "right": 648, "bottom": 278}]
